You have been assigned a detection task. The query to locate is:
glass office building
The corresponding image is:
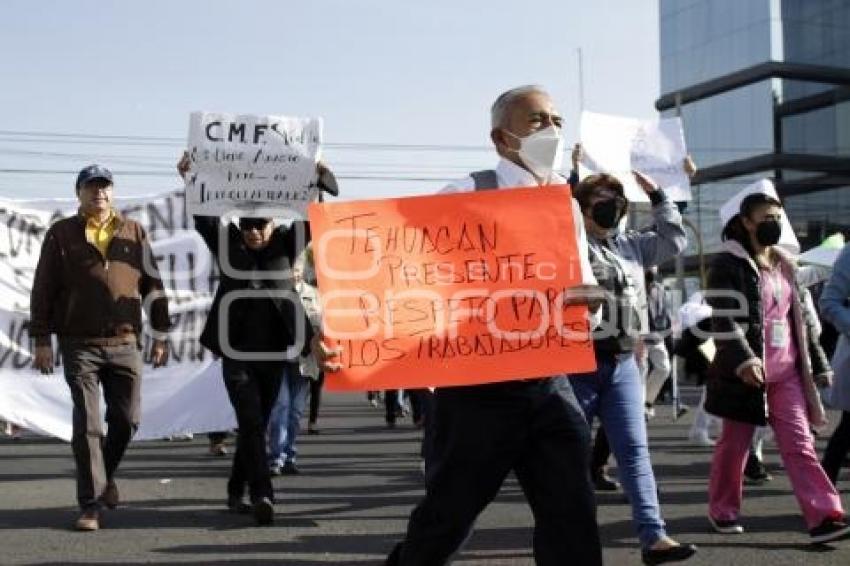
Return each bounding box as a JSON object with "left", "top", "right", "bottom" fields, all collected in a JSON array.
[{"left": 658, "top": 0, "right": 850, "bottom": 259}]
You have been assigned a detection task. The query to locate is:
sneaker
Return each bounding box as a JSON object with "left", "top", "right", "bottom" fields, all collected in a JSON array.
[
  {"left": 253, "top": 497, "right": 274, "bottom": 526},
  {"left": 810, "top": 518, "right": 850, "bottom": 544},
  {"left": 709, "top": 516, "right": 744, "bottom": 534},
  {"left": 75, "top": 509, "right": 100, "bottom": 531},
  {"left": 209, "top": 442, "right": 227, "bottom": 456},
  {"left": 98, "top": 481, "right": 119, "bottom": 509},
  {"left": 688, "top": 430, "right": 716, "bottom": 447},
  {"left": 282, "top": 461, "right": 300, "bottom": 475},
  {"left": 743, "top": 453, "right": 772, "bottom": 485},
  {"left": 227, "top": 495, "right": 251, "bottom": 515},
  {"left": 269, "top": 464, "right": 282, "bottom": 477}
]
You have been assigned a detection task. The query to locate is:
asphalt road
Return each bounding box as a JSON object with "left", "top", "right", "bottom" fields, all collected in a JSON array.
[{"left": 2, "top": 386, "right": 850, "bottom": 565}]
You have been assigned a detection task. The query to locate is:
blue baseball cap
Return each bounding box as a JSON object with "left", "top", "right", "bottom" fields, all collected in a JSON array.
[{"left": 75, "top": 164, "right": 113, "bottom": 190}]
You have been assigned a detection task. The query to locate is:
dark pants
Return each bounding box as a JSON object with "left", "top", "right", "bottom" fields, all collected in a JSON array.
[
  {"left": 407, "top": 389, "right": 429, "bottom": 425},
  {"left": 62, "top": 341, "right": 142, "bottom": 511},
  {"left": 823, "top": 410, "right": 850, "bottom": 484},
  {"left": 308, "top": 372, "right": 324, "bottom": 425},
  {"left": 221, "top": 358, "right": 284, "bottom": 503},
  {"left": 385, "top": 389, "right": 401, "bottom": 424},
  {"left": 591, "top": 426, "right": 611, "bottom": 471},
  {"left": 387, "top": 377, "right": 601, "bottom": 566}
]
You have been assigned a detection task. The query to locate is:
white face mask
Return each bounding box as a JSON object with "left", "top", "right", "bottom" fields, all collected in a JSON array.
[{"left": 505, "top": 125, "right": 565, "bottom": 181}]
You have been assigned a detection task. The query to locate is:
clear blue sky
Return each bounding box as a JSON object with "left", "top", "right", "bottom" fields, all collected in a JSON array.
[{"left": 0, "top": 0, "right": 659, "bottom": 200}]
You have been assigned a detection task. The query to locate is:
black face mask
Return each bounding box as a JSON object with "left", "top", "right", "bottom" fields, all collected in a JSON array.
[
  {"left": 591, "top": 199, "right": 621, "bottom": 229},
  {"left": 755, "top": 219, "right": 782, "bottom": 246}
]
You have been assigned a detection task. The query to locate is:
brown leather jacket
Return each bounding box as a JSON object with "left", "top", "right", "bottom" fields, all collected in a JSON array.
[{"left": 29, "top": 212, "right": 170, "bottom": 346}]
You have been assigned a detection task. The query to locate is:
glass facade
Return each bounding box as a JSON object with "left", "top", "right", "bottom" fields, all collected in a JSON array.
[{"left": 659, "top": 0, "right": 850, "bottom": 256}]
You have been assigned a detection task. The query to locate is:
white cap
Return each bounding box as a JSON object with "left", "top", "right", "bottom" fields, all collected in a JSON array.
[
  {"left": 678, "top": 291, "right": 712, "bottom": 330},
  {"left": 718, "top": 178, "right": 799, "bottom": 254}
]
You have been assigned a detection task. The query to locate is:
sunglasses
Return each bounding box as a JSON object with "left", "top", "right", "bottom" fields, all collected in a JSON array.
[{"left": 238, "top": 218, "right": 272, "bottom": 231}]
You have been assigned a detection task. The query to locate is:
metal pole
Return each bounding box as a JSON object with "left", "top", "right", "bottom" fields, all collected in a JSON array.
[{"left": 671, "top": 92, "right": 685, "bottom": 420}]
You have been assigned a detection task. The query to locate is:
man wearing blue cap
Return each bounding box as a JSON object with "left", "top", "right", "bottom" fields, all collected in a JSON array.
[{"left": 30, "top": 164, "right": 171, "bottom": 531}]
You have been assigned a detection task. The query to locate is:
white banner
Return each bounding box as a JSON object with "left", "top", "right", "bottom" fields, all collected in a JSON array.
[
  {"left": 579, "top": 111, "right": 691, "bottom": 202},
  {"left": 185, "top": 112, "right": 322, "bottom": 218},
  {"left": 0, "top": 190, "right": 236, "bottom": 441}
]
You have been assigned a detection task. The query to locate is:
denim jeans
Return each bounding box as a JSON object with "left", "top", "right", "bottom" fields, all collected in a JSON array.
[
  {"left": 571, "top": 352, "right": 667, "bottom": 549},
  {"left": 267, "top": 363, "right": 310, "bottom": 467}
]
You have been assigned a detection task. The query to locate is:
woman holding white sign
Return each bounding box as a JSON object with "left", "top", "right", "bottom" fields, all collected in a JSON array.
[
  {"left": 177, "top": 152, "right": 336, "bottom": 526},
  {"left": 569, "top": 171, "right": 696, "bottom": 565}
]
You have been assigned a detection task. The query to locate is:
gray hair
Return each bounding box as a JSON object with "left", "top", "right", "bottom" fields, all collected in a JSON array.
[{"left": 490, "top": 85, "right": 550, "bottom": 129}]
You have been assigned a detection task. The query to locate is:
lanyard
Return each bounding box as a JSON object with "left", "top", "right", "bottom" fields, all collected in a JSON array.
[{"left": 764, "top": 266, "right": 783, "bottom": 306}]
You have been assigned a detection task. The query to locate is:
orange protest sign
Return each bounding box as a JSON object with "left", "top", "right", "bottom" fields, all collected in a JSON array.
[{"left": 307, "top": 185, "right": 597, "bottom": 391}]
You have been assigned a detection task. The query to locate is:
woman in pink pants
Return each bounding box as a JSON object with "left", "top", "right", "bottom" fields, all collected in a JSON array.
[{"left": 703, "top": 191, "right": 848, "bottom": 544}]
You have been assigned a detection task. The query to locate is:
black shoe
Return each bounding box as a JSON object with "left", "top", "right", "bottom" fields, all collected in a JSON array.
[
  {"left": 227, "top": 495, "right": 250, "bottom": 514},
  {"left": 592, "top": 468, "right": 619, "bottom": 492},
  {"left": 641, "top": 543, "right": 697, "bottom": 565},
  {"left": 269, "top": 464, "right": 282, "bottom": 476},
  {"left": 709, "top": 516, "right": 744, "bottom": 534},
  {"left": 252, "top": 497, "right": 274, "bottom": 526},
  {"left": 810, "top": 518, "right": 850, "bottom": 544},
  {"left": 282, "top": 461, "right": 300, "bottom": 475},
  {"left": 744, "top": 453, "right": 772, "bottom": 485},
  {"left": 98, "top": 480, "right": 119, "bottom": 509}
]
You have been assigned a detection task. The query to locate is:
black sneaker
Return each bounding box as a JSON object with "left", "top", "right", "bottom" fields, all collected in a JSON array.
[
  {"left": 592, "top": 468, "right": 620, "bottom": 492},
  {"left": 810, "top": 518, "right": 850, "bottom": 544},
  {"left": 282, "top": 461, "right": 300, "bottom": 475},
  {"left": 227, "top": 495, "right": 250, "bottom": 515},
  {"left": 709, "top": 516, "right": 744, "bottom": 534},
  {"left": 743, "top": 453, "right": 772, "bottom": 485},
  {"left": 252, "top": 497, "right": 274, "bottom": 526}
]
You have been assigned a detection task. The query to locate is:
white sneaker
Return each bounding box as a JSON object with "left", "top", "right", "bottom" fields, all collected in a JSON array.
[{"left": 689, "top": 430, "right": 716, "bottom": 447}]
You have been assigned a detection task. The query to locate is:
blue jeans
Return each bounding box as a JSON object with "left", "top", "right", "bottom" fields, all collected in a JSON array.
[
  {"left": 267, "top": 364, "right": 310, "bottom": 467},
  {"left": 571, "top": 352, "right": 667, "bottom": 549}
]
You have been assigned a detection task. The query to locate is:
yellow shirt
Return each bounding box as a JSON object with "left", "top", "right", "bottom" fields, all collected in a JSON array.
[{"left": 85, "top": 210, "right": 118, "bottom": 258}]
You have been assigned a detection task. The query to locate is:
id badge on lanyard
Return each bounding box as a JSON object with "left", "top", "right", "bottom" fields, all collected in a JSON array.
[{"left": 768, "top": 319, "right": 789, "bottom": 348}]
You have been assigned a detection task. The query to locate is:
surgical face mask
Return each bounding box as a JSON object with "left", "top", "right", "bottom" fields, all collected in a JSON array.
[
  {"left": 504, "top": 126, "right": 564, "bottom": 181},
  {"left": 755, "top": 219, "right": 782, "bottom": 246},
  {"left": 590, "top": 199, "right": 623, "bottom": 230}
]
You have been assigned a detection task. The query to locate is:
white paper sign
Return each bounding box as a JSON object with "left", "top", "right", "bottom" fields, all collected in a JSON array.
[
  {"left": 185, "top": 112, "right": 322, "bottom": 218},
  {"left": 579, "top": 111, "right": 691, "bottom": 202}
]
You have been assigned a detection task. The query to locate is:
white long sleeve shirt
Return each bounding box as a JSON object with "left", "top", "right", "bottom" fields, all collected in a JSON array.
[
  {"left": 442, "top": 158, "right": 601, "bottom": 328},
  {"left": 441, "top": 158, "right": 597, "bottom": 287}
]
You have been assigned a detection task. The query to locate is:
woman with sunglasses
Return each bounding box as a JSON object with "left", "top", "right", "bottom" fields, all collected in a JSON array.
[{"left": 176, "top": 152, "right": 335, "bottom": 525}]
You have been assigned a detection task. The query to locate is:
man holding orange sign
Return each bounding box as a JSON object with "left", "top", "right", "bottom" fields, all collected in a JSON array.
[{"left": 312, "top": 85, "right": 603, "bottom": 566}]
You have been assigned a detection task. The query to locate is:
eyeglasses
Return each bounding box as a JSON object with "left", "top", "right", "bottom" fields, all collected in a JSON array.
[{"left": 239, "top": 218, "right": 271, "bottom": 231}]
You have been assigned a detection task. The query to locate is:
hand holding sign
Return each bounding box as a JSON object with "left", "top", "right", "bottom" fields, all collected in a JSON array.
[
  {"left": 184, "top": 112, "right": 323, "bottom": 219},
  {"left": 311, "top": 332, "right": 343, "bottom": 373},
  {"left": 579, "top": 111, "right": 691, "bottom": 202}
]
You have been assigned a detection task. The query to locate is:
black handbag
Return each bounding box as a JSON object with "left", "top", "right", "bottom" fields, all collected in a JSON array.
[{"left": 704, "top": 375, "right": 768, "bottom": 426}]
